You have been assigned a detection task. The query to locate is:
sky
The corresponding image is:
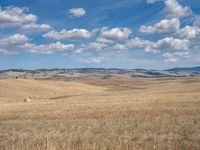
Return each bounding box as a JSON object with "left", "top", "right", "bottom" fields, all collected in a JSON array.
[{"left": 0, "top": 0, "right": 200, "bottom": 70}]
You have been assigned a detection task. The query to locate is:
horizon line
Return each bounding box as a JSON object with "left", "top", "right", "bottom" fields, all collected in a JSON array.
[{"left": 1, "top": 65, "right": 200, "bottom": 71}]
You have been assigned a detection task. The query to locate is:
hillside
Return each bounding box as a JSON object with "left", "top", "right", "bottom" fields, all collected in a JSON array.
[
  {"left": 0, "top": 77, "right": 200, "bottom": 149},
  {"left": 0, "top": 66, "right": 200, "bottom": 79}
]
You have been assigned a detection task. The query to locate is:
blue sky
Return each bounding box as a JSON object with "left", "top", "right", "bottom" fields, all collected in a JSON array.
[{"left": 0, "top": 0, "right": 200, "bottom": 70}]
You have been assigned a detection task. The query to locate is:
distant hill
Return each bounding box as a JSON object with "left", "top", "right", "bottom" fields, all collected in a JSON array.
[
  {"left": 0, "top": 66, "right": 199, "bottom": 79},
  {"left": 165, "top": 66, "right": 200, "bottom": 75}
]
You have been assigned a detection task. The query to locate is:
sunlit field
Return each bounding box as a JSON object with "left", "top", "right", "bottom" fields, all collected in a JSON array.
[{"left": 0, "top": 76, "right": 200, "bottom": 150}]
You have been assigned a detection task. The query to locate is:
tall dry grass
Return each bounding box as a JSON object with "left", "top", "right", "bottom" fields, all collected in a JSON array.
[{"left": 0, "top": 77, "right": 200, "bottom": 150}]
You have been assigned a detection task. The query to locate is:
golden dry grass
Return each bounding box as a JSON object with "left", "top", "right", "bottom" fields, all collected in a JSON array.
[{"left": 0, "top": 77, "right": 200, "bottom": 150}]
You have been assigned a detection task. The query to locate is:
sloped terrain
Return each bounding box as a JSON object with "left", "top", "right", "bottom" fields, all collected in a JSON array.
[{"left": 0, "top": 77, "right": 200, "bottom": 150}]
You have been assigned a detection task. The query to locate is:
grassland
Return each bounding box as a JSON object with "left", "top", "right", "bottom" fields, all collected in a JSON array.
[{"left": 0, "top": 76, "right": 200, "bottom": 150}]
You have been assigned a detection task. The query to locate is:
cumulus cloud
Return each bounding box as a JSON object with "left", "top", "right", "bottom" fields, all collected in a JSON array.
[
  {"left": 85, "top": 42, "right": 108, "bottom": 51},
  {"left": 86, "top": 58, "right": 101, "bottom": 64},
  {"left": 0, "top": 34, "right": 29, "bottom": 46},
  {"left": 96, "top": 37, "right": 114, "bottom": 44},
  {"left": 20, "top": 42, "right": 74, "bottom": 54},
  {"left": 163, "top": 0, "right": 192, "bottom": 18},
  {"left": 0, "top": 6, "right": 37, "bottom": 28},
  {"left": 139, "top": 18, "right": 180, "bottom": 34},
  {"left": 122, "top": 37, "right": 189, "bottom": 54},
  {"left": 43, "top": 29, "right": 94, "bottom": 40},
  {"left": 75, "top": 39, "right": 110, "bottom": 52},
  {"left": 0, "top": 34, "right": 29, "bottom": 55},
  {"left": 100, "top": 27, "right": 132, "bottom": 41},
  {"left": 89, "top": 37, "right": 153, "bottom": 52},
  {"left": 74, "top": 28, "right": 133, "bottom": 52},
  {"left": 177, "top": 26, "right": 200, "bottom": 39},
  {"left": 21, "top": 23, "right": 50, "bottom": 31},
  {"left": 162, "top": 51, "right": 189, "bottom": 62},
  {"left": 139, "top": 26, "right": 155, "bottom": 34},
  {"left": 127, "top": 37, "right": 153, "bottom": 48},
  {"left": 145, "top": 37, "right": 189, "bottom": 52},
  {"left": 68, "top": 8, "right": 86, "bottom": 18},
  {"left": 147, "top": 0, "right": 192, "bottom": 18},
  {"left": 112, "top": 43, "right": 127, "bottom": 51}
]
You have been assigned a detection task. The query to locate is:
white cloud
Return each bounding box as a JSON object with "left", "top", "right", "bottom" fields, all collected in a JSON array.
[
  {"left": 139, "top": 18, "right": 180, "bottom": 34},
  {"left": 75, "top": 48, "right": 85, "bottom": 54},
  {"left": 0, "top": 48, "right": 17, "bottom": 55},
  {"left": 20, "top": 42, "right": 74, "bottom": 54},
  {"left": 145, "top": 37, "right": 189, "bottom": 52},
  {"left": 164, "top": 57, "right": 178, "bottom": 62},
  {"left": 174, "top": 51, "right": 189, "bottom": 57},
  {"left": 163, "top": 0, "right": 192, "bottom": 18},
  {"left": 75, "top": 40, "right": 109, "bottom": 52},
  {"left": 86, "top": 42, "right": 108, "bottom": 51},
  {"left": 97, "top": 37, "right": 154, "bottom": 52},
  {"left": 112, "top": 43, "right": 127, "bottom": 51},
  {"left": 21, "top": 23, "right": 50, "bottom": 31},
  {"left": 96, "top": 37, "right": 114, "bottom": 44},
  {"left": 43, "top": 29, "right": 94, "bottom": 40},
  {"left": 177, "top": 26, "right": 200, "bottom": 39},
  {"left": 139, "top": 26, "right": 155, "bottom": 34},
  {"left": 147, "top": 0, "right": 192, "bottom": 18},
  {"left": 193, "top": 15, "right": 200, "bottom": 27},
  {"left": 127, "top": 37, "right": 153, "bottom": 48},
  {"left": 147, "top": 0, "right": 160, "bottom": 4},
  {"left": 68, "top": 8, "right": 86, "bottom": 18},
  {"left": 100, "top": 27, "right": 132, "bottom": 41},
  {"left": 0, "top": 6, "right": 37, "bottom": 28},
  {"left": 86, "top": 58, "right": 101, "bottom": 64},
  {"left": 162, "top": 51, "right": 189, "bottom": 62},
  {"left": 0, "top": 34, "right": 29, "bottom": 46}
]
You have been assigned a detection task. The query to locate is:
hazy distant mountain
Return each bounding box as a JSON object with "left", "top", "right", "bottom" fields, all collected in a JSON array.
[
  {"left": 0, "top": 66, "right": 199, "bottom": 79},
  {"left": 165, "top": 66, "right": 200, "bottom": 75}
]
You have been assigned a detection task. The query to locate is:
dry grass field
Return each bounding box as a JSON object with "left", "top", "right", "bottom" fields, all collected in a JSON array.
[{"left": 0, "top": 76, "right": 200, "bottom": 150}]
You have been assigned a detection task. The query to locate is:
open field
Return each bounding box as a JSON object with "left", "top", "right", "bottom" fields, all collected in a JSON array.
[{"left": 0, "top": 76, "right": 200, "bottom": 150}]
